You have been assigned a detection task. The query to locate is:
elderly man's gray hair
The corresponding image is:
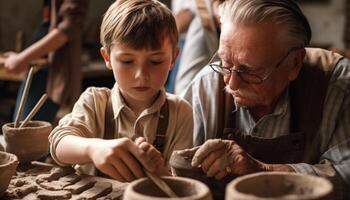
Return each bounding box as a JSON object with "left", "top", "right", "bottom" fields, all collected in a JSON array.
[{"left": 218, "top": 0, "right": 311, "bottom": 47}]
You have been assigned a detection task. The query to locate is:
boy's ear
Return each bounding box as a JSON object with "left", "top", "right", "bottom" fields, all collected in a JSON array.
[
  {"left": 170, "top": 47, "right": 180, "bottom": 70},
  {"left": 100, "top": 47, "right": 112, "bottom": 70}
]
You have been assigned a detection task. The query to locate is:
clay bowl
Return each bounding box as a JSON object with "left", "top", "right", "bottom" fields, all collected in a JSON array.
[
  {"left": 169, "top": 150, "right": 235, "bottom": 199},
  {"left": 2, "top": 121, "right": 52, "bottom": 163},
  {"left": 123, "top": 176, "right": 212, "bottom": 200},
  {"left": 226, "top": 172, "right": 333, "bottom": 200},
  {"left": 0, "top": 151, "right": 18, "bottom": 197}
]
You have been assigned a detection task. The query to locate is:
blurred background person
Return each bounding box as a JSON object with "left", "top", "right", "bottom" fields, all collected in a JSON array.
[
  {"left": 174, "top": 0, "right": 220, "bottom": 95},
  {"left": 2, "top": 0, "right": 89, "bottom": 124}
]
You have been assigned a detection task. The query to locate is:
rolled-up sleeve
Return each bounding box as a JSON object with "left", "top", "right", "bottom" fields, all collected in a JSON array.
[{"left": 49, "top": 87, "right": 108, "bottom": 166}]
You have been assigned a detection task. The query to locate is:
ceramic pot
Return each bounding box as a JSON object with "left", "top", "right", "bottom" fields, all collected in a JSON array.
[
  {"left": 226, "top": 172, "right": 333, "bottom": 200},
  {"left": 0, "top": 151, "right": 18, "bottom": 197},
  {"left": 2, "top": 121, "right": 52, "bottom": 163},
  {"left": 123, "top": 176, "right": 212, "bottom": 200}
]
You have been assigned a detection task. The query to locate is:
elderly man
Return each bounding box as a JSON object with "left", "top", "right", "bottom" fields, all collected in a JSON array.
[{"left": 182, "top": 0, "right": 350, "bottom": 196}]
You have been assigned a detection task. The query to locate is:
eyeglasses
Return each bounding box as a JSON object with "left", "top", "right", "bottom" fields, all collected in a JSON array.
[{"left": 209, "top": 47, "right": 301, "bottom": 84}]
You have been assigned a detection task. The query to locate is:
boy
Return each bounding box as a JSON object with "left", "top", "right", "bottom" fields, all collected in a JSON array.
[{"left": 49, "top": 0, "right": 193, "bottom": 182}]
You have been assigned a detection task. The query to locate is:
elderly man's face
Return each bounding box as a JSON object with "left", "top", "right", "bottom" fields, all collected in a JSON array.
[{"left": 218, "top": 21, "right": 303, "bottom": 109}]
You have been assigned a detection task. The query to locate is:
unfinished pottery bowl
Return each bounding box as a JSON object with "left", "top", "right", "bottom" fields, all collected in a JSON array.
[
  {"left": 0, "top": 151, "right": 18, "bottom": 197},
  {"left": 2, "top": 121, "right": 52, "bottom": 163},
  {"left": 169, "top": 150, "right": 235, "bottom": 199},
  {"left": 123, "top": 176, "right": 212, "bottom": 200},
  {"left": 226, "top": 172, "right": 333, "bottom": 200}
]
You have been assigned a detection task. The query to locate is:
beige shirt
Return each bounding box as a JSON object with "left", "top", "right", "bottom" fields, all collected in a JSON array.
[{"left": 49, "top": 84, "right": 193, "bottom": 174}]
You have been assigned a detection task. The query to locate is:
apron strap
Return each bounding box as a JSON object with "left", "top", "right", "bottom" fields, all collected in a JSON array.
[
  {"left": 104, "top": 94, "right": 115, "bottom": 139},
  {"left": 152, "top": 100, "right": 169, "bottom": 153}
]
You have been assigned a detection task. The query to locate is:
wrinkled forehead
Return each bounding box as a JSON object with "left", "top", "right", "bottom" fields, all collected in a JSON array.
[
  {"left": 220, "top": 22, "right": 288, "bottom": 54},
  {"left": 218, "top": 21, "right": 290, "bottom": 65}
]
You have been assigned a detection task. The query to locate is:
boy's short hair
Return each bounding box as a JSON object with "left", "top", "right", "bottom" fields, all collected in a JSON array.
[{"left": 100, "top": 0, "right": 179, "bottom": 53}]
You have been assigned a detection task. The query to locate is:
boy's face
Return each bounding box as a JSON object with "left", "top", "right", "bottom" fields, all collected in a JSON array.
[{"left": 101, "top": 37, "right": 178, "bottom": 107}]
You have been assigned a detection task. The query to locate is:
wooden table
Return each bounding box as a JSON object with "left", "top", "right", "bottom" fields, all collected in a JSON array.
[{"left": 3, "top": 162, "right": 127, "bottom": 200}]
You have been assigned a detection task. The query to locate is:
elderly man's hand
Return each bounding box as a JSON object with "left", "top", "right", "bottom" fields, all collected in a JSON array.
[{"left": 185, "top": 139, "right": 269, "bottom": 180}]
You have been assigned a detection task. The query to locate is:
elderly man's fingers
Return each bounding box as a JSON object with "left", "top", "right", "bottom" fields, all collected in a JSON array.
[
  {"left": 176, "top": 146, "right": 200, "bottom": 158},
  {"left": 214, "top": 170, "right": 227, "bottom": 180},
  {"left": 206, "top": 155, "right": 228, "bottom": 177},
  {"left": 192, "top": 139, "right": 227, "bottom": 166},
  {"left": 201, "top": 148, "right": 225, "bottom": 173}
]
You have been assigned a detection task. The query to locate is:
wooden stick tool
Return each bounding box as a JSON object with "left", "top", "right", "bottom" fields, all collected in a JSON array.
[
  {"left": 19, "top": 94, "right": 47, "bottom": 128},
  {"left": 14, "top": 67, "right": 34, "bottom": 128}
]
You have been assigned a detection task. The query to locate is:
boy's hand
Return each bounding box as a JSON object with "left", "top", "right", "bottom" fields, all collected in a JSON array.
[
  {"left": 88, "top": 137, "right": 157, "bottom": 182},
  {"left": 135, "top": 137, "right": 170, "bottom": 176}
]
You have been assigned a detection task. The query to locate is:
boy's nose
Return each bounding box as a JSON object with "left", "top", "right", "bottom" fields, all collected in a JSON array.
[{"left": 135, "top": 67, "right": 149, "bottom": 80}]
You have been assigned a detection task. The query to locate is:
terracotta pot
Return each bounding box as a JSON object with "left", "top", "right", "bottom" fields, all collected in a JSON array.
[
  {"left": 0, "top": 151, "right": 18, "bottom": 197},
  {"left": 2, "top": 121, "right": 52, "bottom": 163},
  {"left": 169, "top": 150, "right": 235, "bottom": 200},
  {"left": 123, "top": 176, "right": 212, "bottom": 200},
  {"left": 226, "top": 172, "right": 333, "bottom": 200}
]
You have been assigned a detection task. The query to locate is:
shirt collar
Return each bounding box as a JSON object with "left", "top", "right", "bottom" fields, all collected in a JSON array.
[{"left": 110, "top": 83, "right": 167, "bottom": 119}]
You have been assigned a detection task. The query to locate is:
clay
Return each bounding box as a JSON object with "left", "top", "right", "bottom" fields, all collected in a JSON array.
[
  {"left": 37, "top": 189, "right": 72, "bottom": 199},
  {"left": 0, "top": 151, "right": 19, "bottom": 197},
  {"left": 36, "top": 167, "right": 75, "bottom": 183},
  {"left": 64, "top": 178, "right": 97, "bottom": 194},
  {"left": 4, "top": 165, "right": 127, "bottom": 199},
  {"left": 6, "top": 184, "right": 38, "bottom": 199},
  {"left": 2, "top": 121, "right": 52, "bottom": 163},
  {"left": 226, "top": 172, "right": 333, "bottom": 200},
  {"left": 71, "top": 182, "right": 112, "bottom": 200},
  {"left": 169, "top": 150, "right": 234, "bottom": 199},
  {"left": 123, "top": 176, "right": 212, "bottom": 200},
  {"left": 38, "top": 173, "right": 81, "bottom": 190},
  {"left": 60, "top": 173, "right": 82, "bottom": 184}
]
